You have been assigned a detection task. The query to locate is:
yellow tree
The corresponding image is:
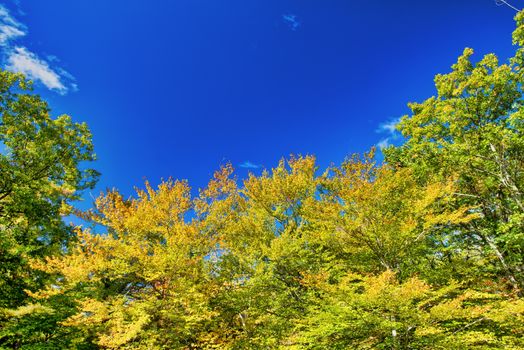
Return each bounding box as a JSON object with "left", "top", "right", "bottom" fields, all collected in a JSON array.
[
  {"left": 319, "top": 151, "right": 478, "bottom": 279},
  {"left": 30, "top": 155, "right": 520, "bottom": 349},
  {"left": 32, "top": 180, "right": 218, "bottom": 349},
  {"left": 293, "top": 270, "right": 524, "bottom": 349},
  {"left": 288, "top": 153, "right": 522, "bottom": 349},
  {"left": 194, "top": 154, "right": 478, "bottom": 348},
  {"left": 194, "top": 156, "right": 334, "bottom": 348}
]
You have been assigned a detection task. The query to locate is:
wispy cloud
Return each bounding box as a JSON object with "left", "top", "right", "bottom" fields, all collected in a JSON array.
[
  {"left": 0, "top": 4, "right": 75, "bottom": 94},
  {"left": 376, "top": 117, "right": 401, "bottom": 150},
  {"left": 377, "top": 138, "right": 390, "bottom": 150},
  {"left": 282, "top": 14, "right": 300, "bottom": 31},
  {"left": 6, "top": 47, "right": 68, "bottom": 93},
  {"left": 377, "top": 117, "right": 401, "bottom": 135},
  {"left": 239, "top": 161, "right": 261, "bottom": 169},
  {"left": 0, "top": 5, "right": 24, "bottom": 45}
]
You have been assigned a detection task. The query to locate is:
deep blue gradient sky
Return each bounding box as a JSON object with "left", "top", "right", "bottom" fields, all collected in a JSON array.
[{"left": 1, "top": 0, "right": 520, "bottom": 200}]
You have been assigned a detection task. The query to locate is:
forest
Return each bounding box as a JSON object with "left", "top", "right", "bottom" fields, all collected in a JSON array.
[{"left": 1, "top": 8, "right": 524, "bottom": 350}]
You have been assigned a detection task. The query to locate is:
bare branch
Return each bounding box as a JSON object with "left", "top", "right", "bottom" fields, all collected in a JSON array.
[{"left": 495, "top": 0, "right": 521, "bottom": 12}]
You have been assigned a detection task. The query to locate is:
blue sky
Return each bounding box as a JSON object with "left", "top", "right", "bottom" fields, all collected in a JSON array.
[{"left": 0, "top": 0, "right": 520, "bottom": 201}]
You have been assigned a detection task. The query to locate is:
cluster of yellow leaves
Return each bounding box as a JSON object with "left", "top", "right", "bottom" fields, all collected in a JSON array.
[{"left": 31, "top": 179, "right": 218, "bottom": 348}]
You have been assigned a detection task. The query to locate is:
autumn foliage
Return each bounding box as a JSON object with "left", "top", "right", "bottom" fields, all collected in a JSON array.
[{"left": 2, "top": 10, "right": 524, "bottom": 350}]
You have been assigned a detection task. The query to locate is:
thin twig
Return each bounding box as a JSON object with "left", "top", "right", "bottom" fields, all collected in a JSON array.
[
  {"left": 453, "top": 317, "right": 486, "bottom": 334},
  {"left": 496, "top": 0, "right": 521, "bottom": 12}
]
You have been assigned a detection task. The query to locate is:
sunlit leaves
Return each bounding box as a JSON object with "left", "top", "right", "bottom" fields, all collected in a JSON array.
[
  {"left": 33, "top": 180, "right": 217, "bottom": 348},
  {"left": 385, "top": 15, "right": 524, "bottom": 294},
  {"left": 0, "top": 69, "right": 98, "bottom": 348},
  {"left": 5, "top": 9, "right": 524, "bottom": 348}
]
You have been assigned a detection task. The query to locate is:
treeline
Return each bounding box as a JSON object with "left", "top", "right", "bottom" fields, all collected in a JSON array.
[{"left": 2, "top": 13, "right": 524, "bottom": 350}]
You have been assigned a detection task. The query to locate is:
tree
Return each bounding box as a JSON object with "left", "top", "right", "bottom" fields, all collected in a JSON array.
[
  {"left": 385, "top": 11, "right": 524, "bottom": 294},
  {"left": 294, "top": 270, "right": 524, "bottom": 349},
  {"left": 33, "top": 180, "right": 219, "bottom": 349},
  {"left": 0, "top": 70, "right": 99, "bottom": 348},
  {"left": 194, "top": 155, "right": 475, "bottom": 348},
  {"left": 12, "top": 10, "right": 524, "bottom": 349},
  {"left": 318, "top": 152, "right": 476, "bottom": 280}
]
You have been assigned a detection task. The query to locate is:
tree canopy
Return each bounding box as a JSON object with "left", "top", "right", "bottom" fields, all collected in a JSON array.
[
  {"left": 2, "top": 10, "right": 524, "bottom": 350},
  {"left": 0, "top": 70, "right": 98, "bottom": 348}
]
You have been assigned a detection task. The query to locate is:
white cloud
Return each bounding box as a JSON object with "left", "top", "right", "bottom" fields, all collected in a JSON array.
[
  {"left": 6, "top": 47, "right": 67, "bottom": 93},
  {"left": 0, "top": 4, "right": 75, "bottom": 94},
  {"left": 376, "top": 117, "right": 403, "bottom": 151},
  {"left": 239, "top": 161, "right": 261, "bottom": 169},
  {"left": 0, "top": 5, "right": 26, "bottom": 45},
  {"left": 377, "top": 138, "right": 390, "bottom": 150},
  {"left": 0, "top": 23, "right": 24, "bottom": 45},
  {"left": 377, "top": 117, "right": 401, "bottom": 135}
]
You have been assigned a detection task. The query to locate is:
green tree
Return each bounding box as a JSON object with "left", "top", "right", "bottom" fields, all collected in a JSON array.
[
  {"left": 0, "top": 70, "right": 99, "bottom": 348},
  {"left": 385, "top": 11, "right": 524, "bottom": 295}
]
